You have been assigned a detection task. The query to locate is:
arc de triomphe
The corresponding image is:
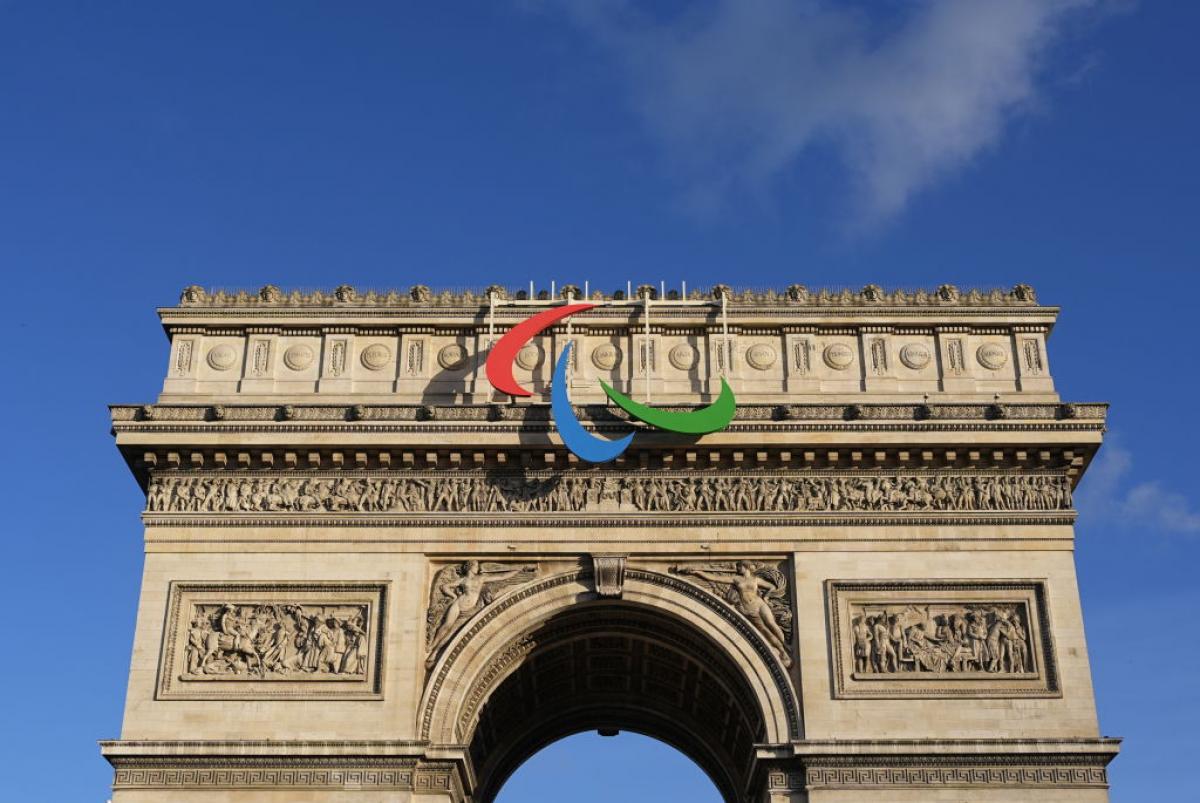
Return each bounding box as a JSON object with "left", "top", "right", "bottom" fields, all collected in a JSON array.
[{"left": 101, "top": 283, "right": 1119, "bottom": 802}]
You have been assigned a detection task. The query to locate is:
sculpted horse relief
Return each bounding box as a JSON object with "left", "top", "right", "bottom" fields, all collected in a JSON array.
[{"left": 183, "top": 602, "right": 369, "bottom": 680}]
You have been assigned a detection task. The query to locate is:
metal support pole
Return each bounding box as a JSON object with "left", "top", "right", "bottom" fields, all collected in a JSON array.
[
  {"left": 644, "top": 291, "right": 652, "bottom": 401},
  {"left": 565, "top": 286, "right": 573, "bottom": 385},
  {"left": 721, "top": 294, "right": 729, "bottom": 378}
]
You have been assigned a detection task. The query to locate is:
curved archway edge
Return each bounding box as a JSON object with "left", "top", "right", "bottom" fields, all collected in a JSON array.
[{"left": 419, "top": 567, "right": 802, "bottom": 750}]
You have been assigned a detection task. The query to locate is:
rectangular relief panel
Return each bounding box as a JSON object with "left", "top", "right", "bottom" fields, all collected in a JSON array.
[
  {"left": 156, "top": 582, "right": 388, "bottom": 700},
  {"left": 826, "top": 580, "right": 1058, "bottom": 698}
]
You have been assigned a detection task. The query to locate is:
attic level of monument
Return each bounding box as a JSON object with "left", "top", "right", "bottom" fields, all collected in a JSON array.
[{"left": 158, "top": 282, "right": 1060, "bottom": 405}]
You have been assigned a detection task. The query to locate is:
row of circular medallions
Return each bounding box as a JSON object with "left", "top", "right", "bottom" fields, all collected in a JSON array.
[
  {"left": 202, "top": 343, "right": 473, "bottom": 373},
  {"left": 201, "top": 340, "right": 1010, "bottom": 374}
]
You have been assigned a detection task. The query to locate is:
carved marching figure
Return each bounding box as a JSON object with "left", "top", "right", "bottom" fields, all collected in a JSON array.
[
  {"left": 852, "top": 615, "right": 872, "bottom": 673},
  {"left": 425, "top": 561, "right": 537, "bottom": 669},
  {"left": 147, "top": 473, "right": 1073, "bottom": 515},
  {"left": 673, "top": 561, "right": 794, "bottom": 668}
]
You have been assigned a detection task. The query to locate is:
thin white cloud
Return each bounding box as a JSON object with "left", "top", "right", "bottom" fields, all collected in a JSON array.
[
  {"left": 544, "top": 0, "right": 1106, "bottom": 222},
  {"left": 1076, "top": 440, "right": 1200, "bottom": 535}
]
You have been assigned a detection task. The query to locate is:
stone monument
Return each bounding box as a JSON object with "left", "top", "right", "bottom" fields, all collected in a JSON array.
[{"left": 101, "top": 282, "right": 1119, "bottom": 801}]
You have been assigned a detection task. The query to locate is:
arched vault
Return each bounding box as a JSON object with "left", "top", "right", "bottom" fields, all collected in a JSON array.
[{"left": 420, "top": 568, "right": 802, "bottom": 802}]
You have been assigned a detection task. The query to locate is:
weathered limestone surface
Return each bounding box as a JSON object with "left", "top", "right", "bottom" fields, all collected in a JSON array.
[{"left": 101, "top": 285, "right": 1118, "bottom": 802}]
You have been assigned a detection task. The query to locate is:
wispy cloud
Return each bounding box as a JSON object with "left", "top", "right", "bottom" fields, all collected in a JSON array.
[
  {"left": 544, "top": 0, "right": 1107, "bottom": 223},
  {"left": 1076, "top": 439, "right": 1200, "bottom": 535}
]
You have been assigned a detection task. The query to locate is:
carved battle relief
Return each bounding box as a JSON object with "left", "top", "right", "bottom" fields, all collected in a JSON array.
[
  {"left": 183, "top": 602, "right": 369, "bottom": 678},
  {"left": 157, "top": 582, "right": 387, "bottom": 700},
  {"left": 425, "top": 561, "right": 537, "bottom": 669},
  {"left": 827, "top": 580, "right": 1059, "bottom": 698},
  {"left": 671, "top": 560, "right": 794, "bottom": 667},
  {"left": 146, "top": 472, "right": 1073, "bottom": 517}
]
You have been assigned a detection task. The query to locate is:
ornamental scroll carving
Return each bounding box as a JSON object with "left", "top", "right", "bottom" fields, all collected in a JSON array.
[
  {"left": 157, "top": 583, "right": 387, "bottom": 700},
  {"left": 671, "top": 560, "right": 793, "bottom": 667},
  {"left": 425, "top": 561, "right": 537, "bottom": 669},
  {"left": 827, "top": 580, "right": 1059, "bottom": 698},
  {"left": 147, "top": 473, "right": 1072, "bottom": 516}
]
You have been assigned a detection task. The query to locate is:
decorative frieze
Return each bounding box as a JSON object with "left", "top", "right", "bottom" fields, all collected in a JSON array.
[
  {"left": 107, "top": 756, "right": 460, "bottom": 796},
  {"left": 146, "top": 472, "right": 1073, "bottom": 516},
  {"left": 176, "top": 283, "right": 1041, "bottom": 308},
  {"left": 826, "top": 580, "right": 1058, "bottom": 698},
  {"left": 157, "top": 582, "right": 387, "bottom": 700},
  {"left": 796, "top": 761, "right": 1109, "bottom": 789}
]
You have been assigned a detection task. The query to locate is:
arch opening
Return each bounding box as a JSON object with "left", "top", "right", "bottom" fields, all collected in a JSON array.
[
  {"left": 461, "top": 600, "right": 769, "bottom": 803},
  {"left": 494, "top": 731, "right": 723, "bottom": 803}
]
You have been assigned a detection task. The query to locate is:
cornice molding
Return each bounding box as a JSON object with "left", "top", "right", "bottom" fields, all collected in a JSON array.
[
  {"left": 113, "top": 401, "right": 1107, "bottom": 426},
  {"left": 173, "top": 283, "right": 1045, "bottom": 310},
  {"left": 142, "top": 511, "right": 1077, "bottom": 529}
]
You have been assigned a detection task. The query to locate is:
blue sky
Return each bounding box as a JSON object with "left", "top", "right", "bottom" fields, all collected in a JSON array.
[{"left": 1, "top": 2, "right": 1196, "bottom": 800}]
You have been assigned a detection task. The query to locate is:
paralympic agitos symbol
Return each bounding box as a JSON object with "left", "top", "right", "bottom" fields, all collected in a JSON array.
[{"left": 485, "top": 304, "right": 736, "bottom": 463}]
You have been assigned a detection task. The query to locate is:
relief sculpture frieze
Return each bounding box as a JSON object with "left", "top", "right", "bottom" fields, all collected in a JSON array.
[
  {"left": 183, "top": 601, "right": 369, "bottom": 680},
  {"left": 848, "top": 601, "right": 1034, "bottom": 677},
  {"left": 157, "top": 582, "right": 387, "bottom": 700},
  {"left": 145, "top": 472, "right": 1072, "bottom": 518},
  {"left": 827, "top": 580, "right": 1059, "bottom": 698}
]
